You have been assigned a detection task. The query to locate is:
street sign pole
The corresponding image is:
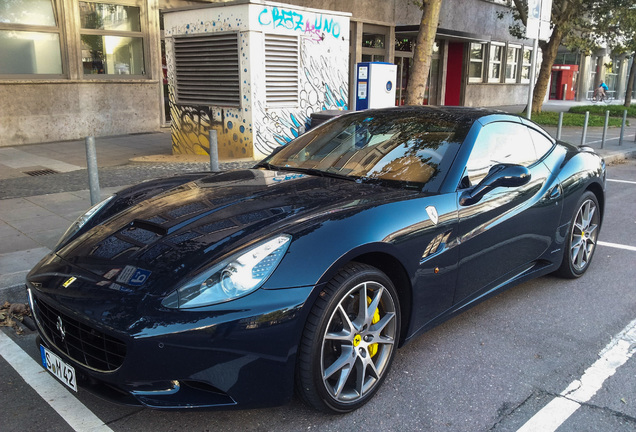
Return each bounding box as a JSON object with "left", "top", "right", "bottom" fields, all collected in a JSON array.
[{"left": 527, "top": 37, "right": 538, "bottom": 120}]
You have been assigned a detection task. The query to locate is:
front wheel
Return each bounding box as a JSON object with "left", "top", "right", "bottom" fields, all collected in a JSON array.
[
  {"left": 555, "top": 191, "right": 601, "bottom": 278},
  {"left": 296, "top": 263, "right": 400, "bottom": 413}
]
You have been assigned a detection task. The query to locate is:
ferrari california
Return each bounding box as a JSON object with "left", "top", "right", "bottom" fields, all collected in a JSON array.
[{"left": 27, "top": 106, "right": 605, "bottom": 413}]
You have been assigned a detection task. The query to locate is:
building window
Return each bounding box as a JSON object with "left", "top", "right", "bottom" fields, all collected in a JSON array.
[
  {"left": 521, "top": 47, "right": 532, "bottom": 82},
  {"left": 0, "top": 0, "right": 63, "bottom": 75},
  {"left": 264, "top": 34, "right": 299, "bottom": 107},
  {"left": 488, "top": 43, "right": 504, "bottom": 83},
  {"left": 79, "top": 1, "right": 145, "bottom": 76},
  {"left": 468, "top": 43, "right": 485, "bottom": 83},
  {"left": 173, "top": 32, "right": 240, "bottom": 107},
  {"left": 505, "top": 45, "right": 520, "bottom": 83},
  {"left": 361, "top": 24, "right": 388, "bottom": 63}
]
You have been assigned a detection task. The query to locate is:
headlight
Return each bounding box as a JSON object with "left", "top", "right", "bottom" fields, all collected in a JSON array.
[
  {"left": 162, "top": 234, "right": 292, "bottom": 309},
  {"left": 56, "top": 195, "right": 115, "bottom": 249}
]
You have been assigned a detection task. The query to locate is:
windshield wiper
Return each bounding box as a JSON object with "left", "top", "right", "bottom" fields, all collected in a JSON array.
[
  {"left": 254, "top": 161, "right": 277, "bottom": 170},
  {"left": 255, "top": 163, "right": 358, "bottom": 182},
  {"left": 274, "top": 166, "right": 359, "bottom": 182}
]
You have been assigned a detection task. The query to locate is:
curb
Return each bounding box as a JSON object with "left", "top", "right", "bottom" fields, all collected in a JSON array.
[{"left": 603, "top": 149, "right": 636, "bottom": 165}]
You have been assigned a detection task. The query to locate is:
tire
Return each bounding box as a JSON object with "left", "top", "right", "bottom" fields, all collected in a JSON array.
[
  {"left": 296, "top": 263, "right": 401, "bottom": 413},
  {"left": 555, "top": 191, "right": 601, "bottom": 278}
]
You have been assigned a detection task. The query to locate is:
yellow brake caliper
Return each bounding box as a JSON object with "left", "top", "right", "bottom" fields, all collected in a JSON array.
[{"left": 367, "top": 296, "right": 380, "bottom": 357}]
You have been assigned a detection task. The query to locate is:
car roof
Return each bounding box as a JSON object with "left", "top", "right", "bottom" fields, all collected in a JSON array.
[{"left": 352, "top": 105, "right": 510, "bottom": 122}]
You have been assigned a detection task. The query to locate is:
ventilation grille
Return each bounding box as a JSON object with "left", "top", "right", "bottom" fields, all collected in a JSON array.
[
  {"left": 264, "top": 34, "right": 299, "bottom": 107},
  {"left": 174, "top": 33, "right": 240, "bottom": 107}
]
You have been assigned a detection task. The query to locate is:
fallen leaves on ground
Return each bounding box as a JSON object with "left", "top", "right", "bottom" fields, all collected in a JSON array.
[{"left": 0, "top": 301, "right": 32, "bottom": 335}]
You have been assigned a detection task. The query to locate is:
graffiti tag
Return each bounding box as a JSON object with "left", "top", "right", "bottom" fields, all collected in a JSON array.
[{"left": 258, "top": 7, "right": 341, "bottom": 40}]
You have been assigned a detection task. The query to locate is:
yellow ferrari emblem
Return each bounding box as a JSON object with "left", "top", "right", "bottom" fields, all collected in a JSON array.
[
  {"left": 353, "top": 334, "right": 361, "bottom": 347},
  {"left": 62, "top": 277, "right": 77, "bottom": 288}
]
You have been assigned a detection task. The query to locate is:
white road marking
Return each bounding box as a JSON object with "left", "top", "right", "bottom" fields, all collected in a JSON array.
[
  {"left": 598, "top": 241, "right": 636, "bottom": 252},
  {"left": 0, "top": 331, "right": 114, "bottom": 432},
  {"left": 516, "top": 318, "right": 636, "bottom": 432},
  {"left": 607, "top": 179, "right": 636, "bottom": 185}
]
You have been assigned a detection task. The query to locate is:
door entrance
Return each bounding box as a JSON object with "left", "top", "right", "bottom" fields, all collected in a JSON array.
[{"left": 444, "top": 42, "right": 464, "bottom": 106}]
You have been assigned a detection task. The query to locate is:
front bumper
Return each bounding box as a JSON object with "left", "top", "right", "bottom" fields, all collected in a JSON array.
[{"left": 28, "top": 285, "right": 313, "bottom": 409}]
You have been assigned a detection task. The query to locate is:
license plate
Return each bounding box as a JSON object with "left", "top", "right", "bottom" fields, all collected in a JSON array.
[{"left": 40, "top": 345, "right": 77, "bottom": 392}]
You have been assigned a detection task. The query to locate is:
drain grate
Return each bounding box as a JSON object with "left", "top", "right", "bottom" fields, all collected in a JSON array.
[{"left": 23, "top": 168, "right": 60, "bottom": 177}]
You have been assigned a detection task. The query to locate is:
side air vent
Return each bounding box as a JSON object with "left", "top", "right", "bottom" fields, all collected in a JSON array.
[
  {"left": 173, "top": 33, "right": 240, "bottom": 107},
  {"left": 264, "top": 34, "right": 299, "bottom": 107}
]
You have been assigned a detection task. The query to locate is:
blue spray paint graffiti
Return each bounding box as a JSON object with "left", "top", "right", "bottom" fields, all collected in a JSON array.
[
  {"left": 253, "top": 43, "right": 348, "bottom": 157},
  {"left": 258, "top": 7, "right": 341, "bottom": 40}
]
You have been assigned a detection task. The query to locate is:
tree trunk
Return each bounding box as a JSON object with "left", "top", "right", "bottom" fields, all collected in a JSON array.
[
  {"left": 405, "top": 0, "right": 442, "bottom": 105},
  {"left": 624, "top": 54, "right": 635, "bottom": 108},
  {"left": 531, "top": 23, "right": 565, "bottom": 113}
]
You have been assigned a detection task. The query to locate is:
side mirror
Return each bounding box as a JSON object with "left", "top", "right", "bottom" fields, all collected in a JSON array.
[{"left": 460, "top": 164, "right": 531, "bottom": 206}]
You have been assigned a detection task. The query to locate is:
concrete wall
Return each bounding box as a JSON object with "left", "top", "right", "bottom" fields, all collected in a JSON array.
[
  {"left": 0, "top": 82, "right": 160, "bottom": 147},
  {"left": 395, "top": 0, "right": 519, "bottom": 42},
  {"left": 464, "top": 83, "right": 530, "bottom": 107}
]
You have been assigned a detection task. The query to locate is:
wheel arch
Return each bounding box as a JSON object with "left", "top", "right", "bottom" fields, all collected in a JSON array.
[
  {"left": 314, "top": 247, "right": 414, "bottom": 346},
  {"left": 352, "top": 253, "right": 413, "bottom": 345},
  {"left": 586, "top": 181, "right": 605, "bottom": 224}
]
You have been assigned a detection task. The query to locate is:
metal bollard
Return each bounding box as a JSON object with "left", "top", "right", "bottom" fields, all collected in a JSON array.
[
  {"left": 557, "top": 112, "right": 563, "bottom": 140},
  {"left": 85, "top": 136, "right": 101, "bottom": 206},
  {"left": 619, "top": 110, "right": 627, "bottom": 146},
  {"left": 209, "top": 129, "right": 220, "bottom": 172},
  {"left": 581, "top": 111, "right": 589, "bottom": 145},
  {"left": 601, "top": 110, "right": 609, "bottom": 149}
]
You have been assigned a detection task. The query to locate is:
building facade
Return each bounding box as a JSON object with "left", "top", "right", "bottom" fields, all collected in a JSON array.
[{"left": 2, "top": 0, "right": 632, "bottom": 153}]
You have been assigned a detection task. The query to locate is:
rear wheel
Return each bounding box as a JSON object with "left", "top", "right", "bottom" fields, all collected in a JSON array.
[
  {"left": 556, "top": 191, "right": 600, "bottom": 278},
  {"left": 296, "top": 263, "right": 400, "bottom": 413}
]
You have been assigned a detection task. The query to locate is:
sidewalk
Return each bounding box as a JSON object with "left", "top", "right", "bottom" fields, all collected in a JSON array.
[{"left": 1, "top": 104, "right": 636, "bottom": 301}]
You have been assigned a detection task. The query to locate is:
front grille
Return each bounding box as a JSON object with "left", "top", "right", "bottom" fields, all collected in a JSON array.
[{"left": 34, "top": 297, "right": 126, "bottom": 372}]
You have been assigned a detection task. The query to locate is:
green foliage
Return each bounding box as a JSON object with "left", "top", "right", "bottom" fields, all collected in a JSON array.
[
  {"left": 529, "top": 111, "right": 628, "bottom": 127},
  {"left": 590, "top": 0, "right": 636, "bottom": 54},
  {"left": 569, "top": 105, "right": 636, "bottom": 118}
]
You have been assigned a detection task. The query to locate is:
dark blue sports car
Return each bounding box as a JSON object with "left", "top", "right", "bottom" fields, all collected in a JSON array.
[{"left": 27, "top": 106, "right": 605, "bottom": 413}]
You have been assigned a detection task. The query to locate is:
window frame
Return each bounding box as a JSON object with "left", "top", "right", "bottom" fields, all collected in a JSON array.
[
  {"left": 0, "top": 0, "right": 66, "bottom": 79},
  {"left": 468, "top": 42, "right": 485, "bottom": 83},
  {"left": 488, "top": 42, "right": 504, "bottom": 83},
  {"left": 521, "top": 46, "right": 533, "bottom": 83},
  {"left": 361, "top": 23, "right": 389, "bottom": 63},
  {"left": 505, "top": 44, "right": 520, "bottom": 83},
  {"left": 77, "top": 0, "right": 148, "bottom": 79}
]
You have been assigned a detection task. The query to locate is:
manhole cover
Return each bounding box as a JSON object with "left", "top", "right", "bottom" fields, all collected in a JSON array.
[{"left": 23, "top": 168, "right": 60, "bottom": 177}]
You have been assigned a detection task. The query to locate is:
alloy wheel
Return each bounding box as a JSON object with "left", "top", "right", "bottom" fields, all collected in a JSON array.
[
  {"left": 320, "top": 281, "right": 397, "bottom": 404},
  {"left": 570, "top": 198, "right": 599, "bottom": 272}
]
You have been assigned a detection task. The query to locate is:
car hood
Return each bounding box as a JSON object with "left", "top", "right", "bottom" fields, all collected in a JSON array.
[{"left": 40, "top": 169, "right": 419, "bottom": 298}]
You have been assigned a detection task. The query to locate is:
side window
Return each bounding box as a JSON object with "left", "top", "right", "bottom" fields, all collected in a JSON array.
[
  {"left": 528, "top": 128, "right": 554, "bottom": 159},
  {"left": 463, "top": 122, "right": 537, "bottom": 187}
]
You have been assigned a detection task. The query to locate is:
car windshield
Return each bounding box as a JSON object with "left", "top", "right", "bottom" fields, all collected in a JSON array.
[{"left": 262, "top": 110, "right": 471, "bottom": 191}]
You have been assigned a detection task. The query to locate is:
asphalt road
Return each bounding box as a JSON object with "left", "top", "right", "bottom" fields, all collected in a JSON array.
[{"left": 1, "top": 160, "right": 635, "bottom": 432}]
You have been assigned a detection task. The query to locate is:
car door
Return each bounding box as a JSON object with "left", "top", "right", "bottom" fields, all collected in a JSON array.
[{"left": 454, "top": 121, "right": 561, "bottom": 303}]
